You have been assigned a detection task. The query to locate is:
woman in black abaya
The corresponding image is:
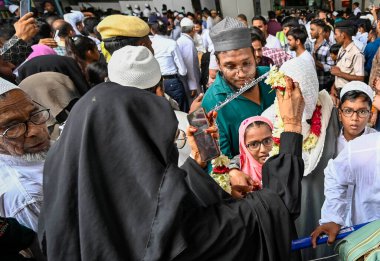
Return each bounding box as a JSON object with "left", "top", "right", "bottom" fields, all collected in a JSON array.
[
  {"left": 39, "top": 81, "right": 304, "bottom": 261},
  {"left": 17, "top": 55, "right": 90, "bottom": 95}
]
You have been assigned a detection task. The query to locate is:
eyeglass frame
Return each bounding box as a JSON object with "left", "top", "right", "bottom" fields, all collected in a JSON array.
[
  {"left": 339, "top": 108, "right": 370, "bottom": 118},
  {"left": 175, "top": 129, "right": 187, "bottom": 149},
  {"left": 221, "top": 60, "right": 255, "bottom": 76},
  {"left": 245, "top": 137, "right": 274, "bottom": 151},
  {"left": 0, "top": 101, "right": 51, "bottom": 139}
]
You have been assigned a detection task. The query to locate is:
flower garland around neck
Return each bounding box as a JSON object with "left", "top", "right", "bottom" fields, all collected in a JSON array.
[
  {"left": 271, "top": 98, "right": 322, "bottom": 156},
  {"left": 264, "top": 66, "right": 323, "bottom": 155}
]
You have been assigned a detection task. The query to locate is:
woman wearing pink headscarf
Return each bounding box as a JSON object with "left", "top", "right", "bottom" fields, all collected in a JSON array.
[{"left": 238, "top": 116, "right": 274, "bottom": 185}]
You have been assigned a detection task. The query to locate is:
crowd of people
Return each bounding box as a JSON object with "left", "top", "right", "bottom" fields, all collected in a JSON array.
[{"left": 1, "top": 1, "right": 380, "bottom": 260}]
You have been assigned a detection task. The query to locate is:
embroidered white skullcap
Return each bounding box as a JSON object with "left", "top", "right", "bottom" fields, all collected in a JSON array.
[
  {"left": 0, "top": 77, "right": 19, "bottom": 95},
  {"left": 340, "top": 81, "right": 374, "bottom": 102},
  {"left": 108, "top": 45, "right": 161, "bottom": 89},
  {"left": 279, "top": 57, "right": 319, "bottom": 120},
  {"left": 332, "top": 11, "right": 338, "bottom": 16}
]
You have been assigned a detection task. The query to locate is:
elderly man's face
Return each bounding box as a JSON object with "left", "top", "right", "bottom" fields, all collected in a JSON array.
[
  {"left": 0, "top": 90, "right": 50, "bottom": 157},
  {"left": 217, "top": 47, "right": 256, "bottom": 88}
]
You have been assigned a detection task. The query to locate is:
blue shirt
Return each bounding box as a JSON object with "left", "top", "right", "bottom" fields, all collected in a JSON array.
[{"left": 364, "top": 37, "right": 380, "bottom": 74}]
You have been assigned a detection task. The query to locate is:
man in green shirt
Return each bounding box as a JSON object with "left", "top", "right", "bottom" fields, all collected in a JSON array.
[{"left": 202, "top": 17, "right": 275, "bottom": 158}]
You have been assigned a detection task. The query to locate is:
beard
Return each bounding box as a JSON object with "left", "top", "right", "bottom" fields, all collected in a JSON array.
[
  {"left": 20, "top": 141, "right": 52, "bottom": 162},
  {"left": 21, "top": 151, "right": 48, "bottom": 162}
]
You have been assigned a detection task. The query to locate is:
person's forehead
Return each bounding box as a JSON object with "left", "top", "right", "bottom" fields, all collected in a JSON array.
[
  {"left": 0, "top": 90, "right": 35, "bottom": 115},
  {"left": 219, "top": 48, "right": 254, "bottom": 61},
  {"left": 341, "top": 96, "right": 370, "bottom": 107},
  {"left": 252, "top": 40, "right": 262, "bottom": 47},
  {"left": 253, "top": 20, "right": 264, "bottom": 26}
]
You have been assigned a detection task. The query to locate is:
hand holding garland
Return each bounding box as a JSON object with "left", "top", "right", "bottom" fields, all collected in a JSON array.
[{"left": 276, "top": 77, "right": 305, "bottom": 134}]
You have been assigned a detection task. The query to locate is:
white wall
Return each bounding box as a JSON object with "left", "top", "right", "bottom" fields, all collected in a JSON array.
[
  {"left": 200, "top": 0, "right": 216, "bottom": 10},
  {"left": 219, "top": 0, "right": 255, "bottom": 20}
]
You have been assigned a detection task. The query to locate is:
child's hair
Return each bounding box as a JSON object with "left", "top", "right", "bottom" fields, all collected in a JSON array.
[
  {"left": 340, "top": 90, "right": 372, "bottom": 109},
  {"left": 244, "top": 121, "right": 272, "bottom": 139},
  {"left": 86, "top": 61, "right": 108, "bottom": 87},
  {"left": 329, "top": 44, "right": 341, "bottom": 55}
]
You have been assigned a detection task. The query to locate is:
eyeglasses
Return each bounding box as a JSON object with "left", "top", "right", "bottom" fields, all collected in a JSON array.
[
  {"left": 245, "top": 137, "right": 273, "bottom": 151},
  {"left": 175, "top": 129, "right": 187, "bottom": 149},
  {"left": 0, "top": 107, "right": 50, "bottom": 139},
  {"left": 223, "top": 62, "right": 254, "bottom": 75},
  {"left": 340, "top": 108, "right": 370, "bottom": 118}
]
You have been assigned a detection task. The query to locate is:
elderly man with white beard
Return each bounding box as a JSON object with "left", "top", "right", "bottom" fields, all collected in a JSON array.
[{"left": 0, "top": 77, "right": 51, "bottom": 232}]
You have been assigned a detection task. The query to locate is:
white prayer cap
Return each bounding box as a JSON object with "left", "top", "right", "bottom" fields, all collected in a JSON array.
[
  {"left": 180, "top": 17, "right": 194, "bottom": 27},
  {"left": 340, "top": 81, "right": 375, "bottom": 102},
  {"left": 332, "top": 11, "right": 338, "bottom": 16},
  {"left": 174, "top": 11, "right": 179, "bottom": 17},
  {"left": 178, "top": 13, "right": 184, "bottom": 18},
  {"left": 280, "top": 57, "right": 319, "bottom": 120},
  {"left": 108, "top": 46, "right": 161, "bottom": 90},
  {"left": 8, "top": 4, "right": 19, "bottom": 14},
  {"left": 0, "top": 77, "right": 19, "bottom": 95}
]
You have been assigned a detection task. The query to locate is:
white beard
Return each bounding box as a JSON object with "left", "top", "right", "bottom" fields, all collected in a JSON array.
[{"left": 20, "top": 151, "right": 48, "bottom": 162}]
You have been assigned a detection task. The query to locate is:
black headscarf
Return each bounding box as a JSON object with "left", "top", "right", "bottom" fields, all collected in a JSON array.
[
  {"left": 17, "top": 55, "right": 90, "bottom": 95},
  {"left": 39, "top": 83, "right": 190, "bottom": 260},
  {"left": 39, "top": 82, "right": 302, "bottom": 261}
]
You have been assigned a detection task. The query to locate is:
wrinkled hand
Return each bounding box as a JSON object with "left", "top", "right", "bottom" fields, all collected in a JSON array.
[
  {"left": 14, "top": 13, "right": 38, "bottom": 42},
  {"left": 229, "top": 169, "right": 260, "bottom": 198},
  {"left": 311, "top": 222, "right": 341, "bottom": 248},
  {"left": 38, "top": 38, "right": 58, "bottom": 48},
  {"left": 187, "top": 110, "right": 218, "bottom": 167},
  {"left": 277, "top": 77, "right": 304, "bottom": 133},
  {"left": 189, "top": 93, "right": 204, "bottom": 114},
  {"left": 330, "top": 66, "right": 341, "bottom": 77}
]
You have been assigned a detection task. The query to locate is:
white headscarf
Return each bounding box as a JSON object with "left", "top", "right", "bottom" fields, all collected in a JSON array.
[
  {"left": 63, "top": 11, "right": 84, "bottom": 35},
  {"left": 280, "top": 57, "right": 319, "bottom": 121},
  {"left": 262, "top": 57, "right": 333, "bottom": 176}
]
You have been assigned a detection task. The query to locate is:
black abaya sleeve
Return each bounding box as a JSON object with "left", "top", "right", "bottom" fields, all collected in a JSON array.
[
  {"left": 262, "top": 132, "right": 304, "bottom": 220},
  {"left": 173, "top": 132, "right": 303, "bottom": 261}
]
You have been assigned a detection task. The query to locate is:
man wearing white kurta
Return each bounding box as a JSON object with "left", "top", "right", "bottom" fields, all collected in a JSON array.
[
  {"left": 177, "top": 18, "right": 201, "bottom": 101},
  {"left": 0, "top": 78, "right": 51, "bottom": 232}
]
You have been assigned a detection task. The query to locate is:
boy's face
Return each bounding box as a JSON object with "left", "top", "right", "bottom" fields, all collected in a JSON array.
[
  {"left": 330, "top": 52, "right": 337, "bottom": 62},
  {"left": 339, "top": 96, "right": 371, "bottom": 141}
]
